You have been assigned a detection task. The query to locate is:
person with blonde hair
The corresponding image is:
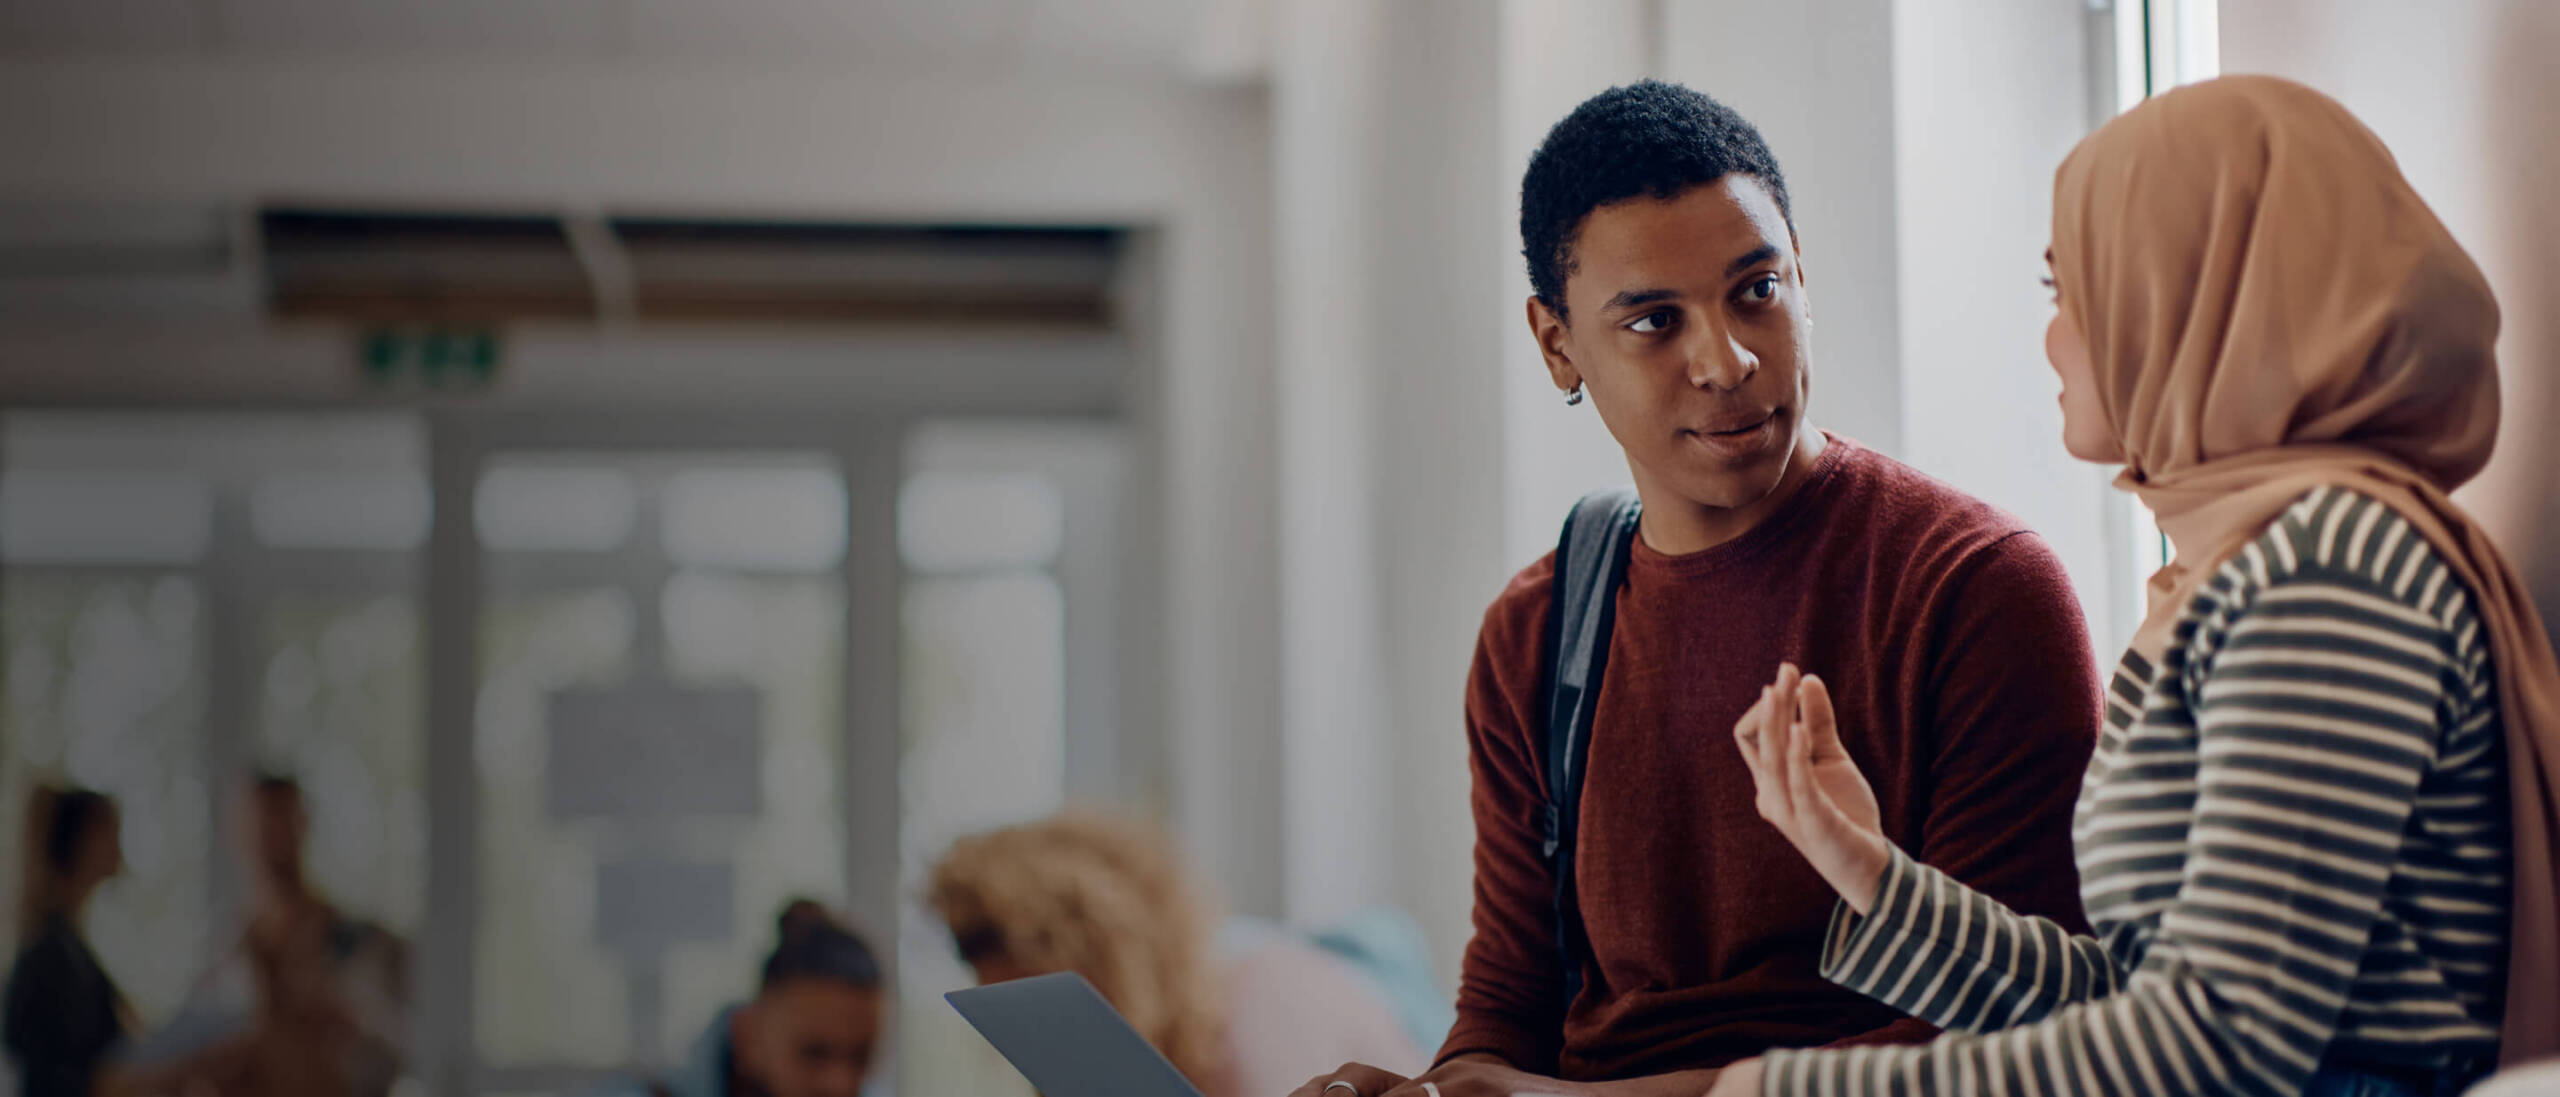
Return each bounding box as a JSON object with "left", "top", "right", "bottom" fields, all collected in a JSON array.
[
  {"left": 928, "top": 813, "right": 1426, "bottom": 1097},
  {"left": 1707, "top": 75, "right": 2560, "bottom": 1096}
]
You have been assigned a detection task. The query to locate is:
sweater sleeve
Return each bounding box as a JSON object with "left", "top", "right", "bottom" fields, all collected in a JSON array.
[
  {"left": 1778, "top": 532, "right": 2103, "bottom": 1058},
  {"left": 1764, "top": 572, "right": 2461, "bottom": 1096},
  {"left": 1904, "top": 531, "right": 2103, "bottom": 938},
  {"left": 1436, "top": 572, "right": 1569, "bottom": 1072}
]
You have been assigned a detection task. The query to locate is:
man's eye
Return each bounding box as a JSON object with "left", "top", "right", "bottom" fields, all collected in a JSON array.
[
  {"left": 1627, "top": 310, "right": 1675, "bottom": 334},
  {"left": 1742, "top": 276, "right": 1780, "bottom": 303}
]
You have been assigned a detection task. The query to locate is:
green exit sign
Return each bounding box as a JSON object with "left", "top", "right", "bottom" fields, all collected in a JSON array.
[{"left": 359, "top": 329, "right": 502, "bottom": 390}]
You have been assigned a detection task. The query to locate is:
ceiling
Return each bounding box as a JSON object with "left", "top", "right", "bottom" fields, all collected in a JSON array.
[{"left": 0, "top": 0, "right": 1260, "bottom": 77}]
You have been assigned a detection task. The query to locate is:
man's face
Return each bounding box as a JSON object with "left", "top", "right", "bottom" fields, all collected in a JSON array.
[
  {"left": 247, "top": 789, "right": 307, "bottom": 882},
  {"left": 733, "top": 982, "right": 883, "bottom": 1097},
  {"left": 1532, "top": 176, "right": 1814, "bottom": 511}
]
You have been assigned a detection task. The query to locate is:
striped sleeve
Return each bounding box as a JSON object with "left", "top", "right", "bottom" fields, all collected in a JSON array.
[
  {"left": 1809, "top": 847, "right": 2122, "bottom": 1034},
  {"left": 1764, "top": 571, "right": 2455, "bottom": 1097}
]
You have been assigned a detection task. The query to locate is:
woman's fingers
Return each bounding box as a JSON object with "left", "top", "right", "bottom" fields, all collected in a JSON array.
[
  {"left": 1755, "top": 684, "right": 1792, "bottom": 817},
  {"left": 1784, "top": 673, "right": 1819, "bottom": 815},
  {"left": 1733, "top": 687, "right": 1771, "bottom": 780},
  {"left": 1799, "top": 673, "right": 1843, "bottom": 758},
  {"left": 1733, "top": 681, "right": 1769, "bottom": 743}
]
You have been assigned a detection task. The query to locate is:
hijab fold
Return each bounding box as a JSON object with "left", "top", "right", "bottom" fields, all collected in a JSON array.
[{"left": 2054, "top": 74, "right": 2559, "bottom": 1066}]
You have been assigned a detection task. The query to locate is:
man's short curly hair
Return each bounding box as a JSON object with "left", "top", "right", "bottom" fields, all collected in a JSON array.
[{"left": 1521, "top": 80, "right": 1793, "bottom": 320}]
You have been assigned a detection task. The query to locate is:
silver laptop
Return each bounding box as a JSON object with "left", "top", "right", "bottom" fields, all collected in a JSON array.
[{"left": 946, "top": 972, "right": 1206, "bottom": 1097}]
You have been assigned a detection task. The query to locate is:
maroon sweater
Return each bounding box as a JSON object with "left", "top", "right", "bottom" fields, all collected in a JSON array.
[{"left": 1439, "top": 436, "right": 2100, "bottom": 1080}]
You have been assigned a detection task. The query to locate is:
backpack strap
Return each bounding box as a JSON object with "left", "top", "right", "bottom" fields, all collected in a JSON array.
[{"left": 1538, "top": 487, "right": 1643, "bottom": 1018}]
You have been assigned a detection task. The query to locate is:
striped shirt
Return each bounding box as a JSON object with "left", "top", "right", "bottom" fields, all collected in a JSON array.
[{"left": 1762, "top": 487, "right": 2510, "bottom": 1095}]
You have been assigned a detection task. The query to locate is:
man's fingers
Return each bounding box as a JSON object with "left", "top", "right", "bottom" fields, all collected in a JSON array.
[{"left": 1311, "top": 1063, "right": 1409, "bottom": 1097}]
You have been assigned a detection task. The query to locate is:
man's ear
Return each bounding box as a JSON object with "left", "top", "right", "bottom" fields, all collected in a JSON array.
[
  {"left": 1527, "top": 295, "right": 1582, "bottom": 394},
  {"left": 1789, "top": 227, "right": 1808, "bottom": 286}
]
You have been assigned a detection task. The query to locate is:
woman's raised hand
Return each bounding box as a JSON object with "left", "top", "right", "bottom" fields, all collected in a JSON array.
[{"left": 1732, "top": 664, "right": 1893, "bottom": 914}]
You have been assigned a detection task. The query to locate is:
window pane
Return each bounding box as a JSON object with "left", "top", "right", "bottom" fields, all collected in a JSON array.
[
  {"left": 661, "top": 465, "right": 846, "bottom": 572},
  {"left": 255, "top": 593, "right": 427, "bottom": 931},
  {"left": 899, "top": 572, "right": 1065, "bottom": 1097},
  {"left": 0, "top": 471, "right": 214, "bottom": 564},
  {"left": 249, "top": 471, "right": 432, "bottom": 551},
  {"left": 478, "top": 454, "right": 856, "bottom": 1077},
  {"left": 474, "top": 587, "right": 641, "bottom": 1067},
  {"left": 476, "top": 464, "right": 640, "bottom": 553},
  {"left": 898, "top": 473, "right": 1064, "bottom": 574},
  {"left": 656, "top": 570, "right": 848, "bottom": 1057},
  {"left": 1, "top": 574, "right": 210, "bottom": 1019}
]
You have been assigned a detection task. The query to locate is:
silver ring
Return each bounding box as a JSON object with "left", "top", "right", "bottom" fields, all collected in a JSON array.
[
  {"left": 1324, "top": 1084, "right": 1359, "bottom": 1097},
  {"left": 1420, "top": 1085, "right": 1441, "bottom": 1097}
]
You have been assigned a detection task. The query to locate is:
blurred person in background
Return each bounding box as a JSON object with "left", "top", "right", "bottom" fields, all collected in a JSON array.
[
  {"left": 5, "top": 787, "right": 129, "bottom": 1097},
  {"left": 593, "top": 901, "right": 886, "bottom": 1097},
  {"left": 927, "top": 813, "right": 1431, "bottom": 1097},
  {"left": 176, "top": 773, "right": 408, "bottom": 1097},
  {"left": 2, "top": 787, "right": 249, "bottom": 1097}
]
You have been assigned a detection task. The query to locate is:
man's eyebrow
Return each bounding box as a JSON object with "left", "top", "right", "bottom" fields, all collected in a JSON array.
[
  {"left": 1600, "top": 287, "right": 1681, "bottom": 314},
  {"left": 1726, "top": 243, "right": 1781, "bottom": 278}
]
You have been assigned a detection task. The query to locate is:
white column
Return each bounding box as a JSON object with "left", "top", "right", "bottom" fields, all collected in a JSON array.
[
  {"left": 1272, "top": 0, "right": 1398, "bottom": 928},
  {"left": 1155, "top": 91, "right": 1288, "bottom": 919},
  {"left": 1888, "top": 0, "right": 2119, "bottom": 655},
  {"left": 1269, "top": 0, "right": 1659, "bottom": 978}
]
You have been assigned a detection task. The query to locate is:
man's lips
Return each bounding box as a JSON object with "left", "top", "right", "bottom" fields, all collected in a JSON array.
[{"left": 1690, "top": 410, "right": 1776, "bottom": 436}]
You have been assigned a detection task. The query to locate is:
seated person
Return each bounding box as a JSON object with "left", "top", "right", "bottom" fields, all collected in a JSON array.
[
  {"left": 596, "top": 903, "right": 884, "bottom": 1097},
  {"left": 1713, "top": 75, "right": 2552, "bottom": 1097},
  {"left": 928, "top": 813, "right": 1428, "bottom": 1097},
  {"left": 1299, "top": 80, "right": 2100, "bottom": 1097}
]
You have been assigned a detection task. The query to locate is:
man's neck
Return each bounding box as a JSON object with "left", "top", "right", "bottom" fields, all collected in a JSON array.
[
  {"left": 258, "top": 875, "right": 317, "bottom": 912},
  {"left": 1634, "top": 426, "right": 1828, "bottom": 556}
]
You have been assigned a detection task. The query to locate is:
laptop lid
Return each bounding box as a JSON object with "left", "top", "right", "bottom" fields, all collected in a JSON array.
[{"left": 946, "top": 972, "right": 1208, "bottom": 1097}]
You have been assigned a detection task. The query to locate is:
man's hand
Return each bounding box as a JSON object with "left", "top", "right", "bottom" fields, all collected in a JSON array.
[
  {"left": 1732, "top": 663, "right": 1893, "bottom": 914},
  {"left": 1290, "top": 1062, "right": 1412, "bottom": 1097},
  {"left": 1382, "top": 1058, "right": 1582, "bottom": 1097},
  {"left": 1299, "top": 1057, "right": 1719, "bottom": 1097},
  {"left": 1700, "top": 1058, "right": 1761, "bottom": 1097}
]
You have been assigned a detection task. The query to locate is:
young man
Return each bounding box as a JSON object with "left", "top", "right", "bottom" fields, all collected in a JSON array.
[{"left": 1294, "top": 82, "right": 2100, "bottom": 1097}]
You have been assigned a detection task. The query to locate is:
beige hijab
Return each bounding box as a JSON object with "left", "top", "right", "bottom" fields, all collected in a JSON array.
[{"left": 2053, "top": 74, "right": 2558, "bottom": 1065}]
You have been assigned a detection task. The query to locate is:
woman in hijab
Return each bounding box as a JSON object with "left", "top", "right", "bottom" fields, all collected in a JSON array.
[{"left": 1702, "top": 75, "right": 2558, "bottom": 1096}]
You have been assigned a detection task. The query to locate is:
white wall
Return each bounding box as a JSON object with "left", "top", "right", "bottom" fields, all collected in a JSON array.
[
  {"left": 1891, "top": 0, "right": 2122, "bottom": 656},
  {"left": 1270, "top": 0, "right": 1520, "bottom": 979},
  {"left": 1269, "top": 0, "right": 1694, "bottom": 983},
  {"left": 2219, "top": 0, "right": 2560, "bottom": 642}
]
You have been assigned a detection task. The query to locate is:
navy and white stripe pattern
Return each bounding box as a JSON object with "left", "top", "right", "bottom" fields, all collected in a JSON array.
[{"left": 1762, "top": 487, "right": 2508, "bottom": 1096}]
